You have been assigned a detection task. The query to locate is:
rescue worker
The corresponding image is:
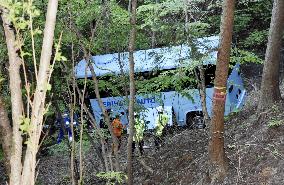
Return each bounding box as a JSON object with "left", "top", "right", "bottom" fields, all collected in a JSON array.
[
  {"left": 132, "top": 113, "right": 145, "bottom": 155},
  {"left": 111, "top": 114, "right": 123, "bottom": 153},
  {"left": 57, "top": 112, "right": 78, "bottom": 143},
  {"left": 154, "top": 110, "right": 169, "bottom": 149}
]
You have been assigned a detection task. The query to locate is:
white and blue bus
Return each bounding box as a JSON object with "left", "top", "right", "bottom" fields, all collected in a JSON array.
[{"left": 75, "top": 36, "right": 246, "bottom": 129}]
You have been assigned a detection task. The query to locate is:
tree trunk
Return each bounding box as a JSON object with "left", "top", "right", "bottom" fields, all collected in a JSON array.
[
  {"left": 194, "top": 66, "right": 210, "bottom": 125},
  {"left": 69, "top": 19, "right": 121, "bottom": 171},
  {"left": 1, "top": 8, "right": 24, "bottom": 185},
  {"left": 198, "top": 66, "right": 210, "bottom": 122},
  {"left": 87, "top": 60, "right": 121, "bottom": 171},
  {"left": 70, "top": 41, "right": 78, "bottom": 185},
  {"left": 151, "top": 31, "right": 156, "bottom": 48},
  {"left": 208, "top": 0, "right": 235, "bottom": 182},
  {"left": 118, "top": 52, "right": 129, "bottom": 98},
  {"left": 127, "top": 0, "right": 137, "bottom": 184},
  {"left": 102, "top": 0, "right": 110, "bottom": 53},
  {"left": 257, "top": 0, "right": 284, "bottom": 111},
  {"left": 184, "top": 1, "right": 209, "bottom": 124},
  {"left": 21, "top": 0, "right": 59, "bottom": 184},
  {"left": 74, "top": 82, "right": 108, "bottom": 171},
  {"left": 0, "top": 96, "right": 12, "bottom": 175}
]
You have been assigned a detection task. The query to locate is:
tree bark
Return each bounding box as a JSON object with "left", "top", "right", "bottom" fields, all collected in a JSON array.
[
  {"left": 1, "top": 8, "right": 24, "bottom": 185},
  {"left": 194, "top": 66, "right": 210, "bottom": 125},
  {"left": 21, "top": 0, "right": 59, "bottom": 184},
  {"left": 71, "top": 41, "right": 78, "bottom": 185},
  {"left": 87, "top": 60, "right": 121, "bottom": 171},
  {"left": 69, "top": 18, "right": 121, "bottom": 171},
  {"left": 257, "top": 0, "right": 284, "bottom": 111},
  {"left": 208, "top": 0, "right": 235, "bottom": 182},
  {"left": 0, "top": 96, "right": 12, "bottom": 175},
  {"left": 74, "top": 82, "right": 108, "bottom": 171},
  {"left": 198, "top": 66, "right": 210, "bottom": 122},
  {"left": 127, "top": 0, "right": 137, "bottom": 184},
  {"left": 102, "top": 0, "right": 110, "bottom": 53}
]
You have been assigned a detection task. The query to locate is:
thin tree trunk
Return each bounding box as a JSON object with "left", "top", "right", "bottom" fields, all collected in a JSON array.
[
  {"left": 87, "top": 61, "right": 121, "bottom": 171},
  {"left": 78, "top": 59, "right": 88, "bottom": 184},
  {"left": 118, "top": 52, "right": 129, "bottom": 98},
  {"left": 194, "top": 66, "right": 210, "bottom": 125},
  {"left": 257, "top": 0, "right": 284, "bottom": 111},
  {"left": 151, "top": 31, "right": 156, "bottom": 48},
  {"left": 21, "top": 0, "right": 59, "bottom": 184},
  {"left": 74, "top": 83, "right": 108, "bottom": 171},
  {"left": 69, "top": 22, "right": 121, "bottom": 171},
  {"left": 1, "top": 8, "right": 24, "bottom": 185},
  {"left": 71, "top": 41, "right": 78, "bottom": 185},
  {"left": 102, "top": 0, "right": 110, "bottom": 53},
  {"left": 198, "top": 66, "right": 210, "bottom": 122},
  {"left": 127, "top": 0, "right": 137, "bottom": 184},
  {"left": 184, "top": 1, "right": 209, "bottom": 123},
  {"left": 208, "top": 0, "right": 235, "bottom": 182},
  {"left": 128, "top": 0, "right": 132, "bottom": 13},
  {"left": 117, "top": 52, "right": 130, "bottom": 127},
  {"left": 151, "top": 0, "right": 159, "bottom": 48},
  {"left": 70, "top": 104, "right": 77, "bottom": 185},
  {"left": 0, "top": 96, "right": 12, "bottom": 175}
]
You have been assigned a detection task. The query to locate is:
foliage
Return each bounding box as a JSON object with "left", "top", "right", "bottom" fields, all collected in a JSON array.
[
  {"left": 0, "top": 26, "right": 7, "bottom": 62},
  {"left": 137, "top": 0, "right": 211, "bottom": 45},
  {"left": 230, "top": 48, "right": 264, "bottom": 67},
  {"left": 47, "top": 139, "right": 70, "bottom": 155},
  {"left": 19, "top": 116, "right": 32, "bottom": 134},
  {"left": 268, "top": 119, "right": 283, "bottom": 128},
  {"left": 0, "top": 0, "right": 44, "bottom": 64},
  {"left": 0, "top": 0, "right": 274, "bottom": 104},
  {"left": 0, "top": 147, "right": 4, "bottom": 161},
  {"left": 96, "top": 171, "right": 127, "bottom": 185},
  {"left": 47, "top": 132, "right": 92, "bottom": 156},
  {"left": 242, "top": 30, "right": 268, "bottom": 48},
  {"left": 233, "top": 0, "right": 272, "bottom": 52}
]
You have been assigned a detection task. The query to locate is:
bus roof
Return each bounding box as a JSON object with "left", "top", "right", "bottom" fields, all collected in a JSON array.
[{"left": 75, "top": 36, "right": 219, "bottom": 79}]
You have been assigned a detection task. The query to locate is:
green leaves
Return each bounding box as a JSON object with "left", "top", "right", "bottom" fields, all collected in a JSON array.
[
  {"left": 54, "top": 51, "right": 67, "bottom": 62},
  {"left": 96, "top": 171, "right": 128, "bottom": 185},
  {"left": 46, "top": 83, "right": 52, "bottom": 91},
  {"left": 243, "top": 30, "right": 268, "bottom": 48},
  {"left": 268, "top": 119, "right": 283, "bottom": 128},
  {"left": 230, "top": 48, "right": 264, "bottom": 66},
  {"left": 19, "top": 117, "right": 32, "bottom": 133},
  {"left": 186, "top": 22, "right": 210, "bottom": 37}
]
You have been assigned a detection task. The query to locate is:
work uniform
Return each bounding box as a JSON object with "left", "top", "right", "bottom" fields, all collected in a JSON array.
[
  {"left": 132, "top": 117, "right": 145, "bottom": 155},
  {"left": 57, "top": 114, "right": 78, "bottom": 144},
  {"left": 111, "top": 118, "right": 123, "bottom": 152},
  {"left": 154, "top": 112, "right": 169, "bottom": 148}
]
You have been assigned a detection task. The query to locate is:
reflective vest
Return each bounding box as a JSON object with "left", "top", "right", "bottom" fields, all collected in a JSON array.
[
  {"left": 133, "top": 118, "right": 145, "bottom": 142},
  {"left": 155, "top": 114, "right": 169, "bottom": 136}
]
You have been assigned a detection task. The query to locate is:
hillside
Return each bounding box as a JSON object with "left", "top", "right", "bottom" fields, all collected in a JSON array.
[
  {"left": 1, "top": 80, "right": 283, "bottom": 185},
  {"left": 36, "top": 82, "right": 284, "bottom": 184}
]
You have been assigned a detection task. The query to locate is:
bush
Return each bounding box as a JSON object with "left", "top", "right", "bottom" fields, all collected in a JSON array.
[
  {"left": 96, "top": 171, "right": 128, "bottom": 185},
  {"left": 268, "top": 119, "right": 283, "bottom": 128}
]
